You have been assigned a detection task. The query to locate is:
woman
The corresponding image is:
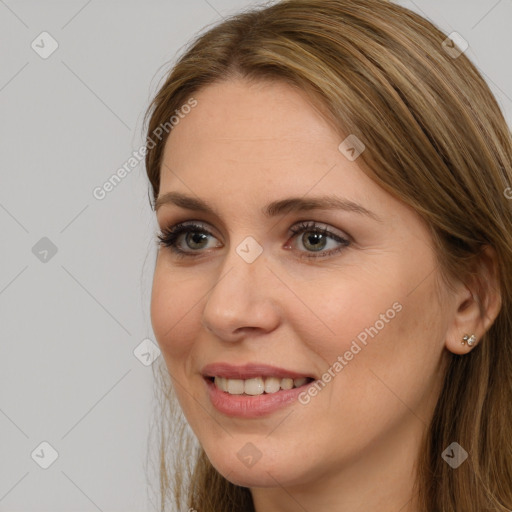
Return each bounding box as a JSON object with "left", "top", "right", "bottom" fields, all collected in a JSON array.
[{"left": 143, "top": 0, "right": 512, "bottom": 510}]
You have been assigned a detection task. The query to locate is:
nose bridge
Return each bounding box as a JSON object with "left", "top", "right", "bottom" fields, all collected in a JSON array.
[
  {"left": 208, "top": 235, "right": 268, "bottom": 310},
  {"left": 201, "top": 236, "right": 280, "bottom": 338}
]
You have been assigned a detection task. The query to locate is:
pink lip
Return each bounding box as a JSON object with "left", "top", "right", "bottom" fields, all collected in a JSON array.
[
  {"left": 201, "top": 362, "right": 314, "bottom": 380},
  {"left": 203, "top": 377, "right": 315, "bottom": 418}
]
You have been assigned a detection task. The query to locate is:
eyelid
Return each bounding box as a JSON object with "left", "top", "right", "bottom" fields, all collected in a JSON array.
[
  {"left": 285, "top": 220, "right": 351, "bottom": 256},
  {"left": 288, "top": 219, "right": 350, "bottom": 241},
  {"left": 158, "top": 218, "right": 348, "bottom": 240},
  {"left": 157, "top": 221, "right": 220, "bottom": 248},
  {"left": 157, "top": 219, "right": 351, "bottom": 259},
  {"left": 171, "top": 220, "right": 220, "bottom": 238}
]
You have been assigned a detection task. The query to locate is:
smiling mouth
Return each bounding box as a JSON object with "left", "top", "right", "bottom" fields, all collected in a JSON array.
[{"left": 206, "top": 376, "right": 315, "bottom": 396}]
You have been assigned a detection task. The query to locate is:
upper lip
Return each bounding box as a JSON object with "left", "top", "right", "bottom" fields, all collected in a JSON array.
[{"left": 201, "top": 362, "right": 314, "bottom": 380}]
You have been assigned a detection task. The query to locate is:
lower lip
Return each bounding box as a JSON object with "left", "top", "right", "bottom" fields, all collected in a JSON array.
[{"left": 204, "top": 377, "right": 313, "bottom": 418}]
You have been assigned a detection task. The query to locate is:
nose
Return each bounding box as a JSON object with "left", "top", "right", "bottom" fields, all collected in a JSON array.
[{"left": 200, "top": 245, "right": 281, "bottom": 342}]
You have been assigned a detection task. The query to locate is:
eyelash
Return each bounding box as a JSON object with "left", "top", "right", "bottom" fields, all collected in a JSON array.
[{"left": 157, "top": 220, "right": 351, "bottom": 260}]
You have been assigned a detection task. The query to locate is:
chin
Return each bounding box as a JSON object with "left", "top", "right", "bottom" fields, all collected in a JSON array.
[
  {"left": 204, "top": 443, "right": 312, "bottom": 488},
  {"left": 221, "top": 468, "right": 278, "bottom": 488},
  {"left": 213, "top": 462, "right": 295, "bottom": 488}
]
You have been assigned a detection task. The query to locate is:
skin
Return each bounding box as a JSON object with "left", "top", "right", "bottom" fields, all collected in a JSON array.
[{"left": 150, "top": 78, "right": 501, "bottom": 512}]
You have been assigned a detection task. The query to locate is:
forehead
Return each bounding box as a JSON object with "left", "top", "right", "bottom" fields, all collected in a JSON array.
[
  {"left": 161, "top": 79, "right": 363, "bottom": 192},
  {"left": 167, "top": 78, "right": 331, "bottom": 140},
  {"left": 157, "top": 79, "right": 415, "bottom": 231}
]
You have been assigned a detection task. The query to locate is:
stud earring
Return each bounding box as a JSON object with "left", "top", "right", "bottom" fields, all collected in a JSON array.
[{"left": 461, "top": 334, "right": 477, "bottom": 346}]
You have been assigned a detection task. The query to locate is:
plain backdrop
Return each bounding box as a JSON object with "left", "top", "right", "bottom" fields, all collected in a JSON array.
[{"left": 0, "top": 0, "right": 510, "bottom": 510}]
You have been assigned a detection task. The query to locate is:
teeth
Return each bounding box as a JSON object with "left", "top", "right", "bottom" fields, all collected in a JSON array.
[
  {"left": 281, "top": 378, "right": 294, "bottom": 390},
  {"left": 264, "top": 377, "right": 281, "bottom": 394},
  {"left": 226, "top": 379, "right": 244, "bottom": 395},
  {"left": 244, "top": 377, "right": 265, "bottom": 395},
  {"left": 293, "top": 377, "right": 308, "bottom": 387},
  {"left": 215, "top": 377, "right": 227, "bottom": 392},
  {"left": 213, "top": 376, "right": 311, "bottom": 395}
]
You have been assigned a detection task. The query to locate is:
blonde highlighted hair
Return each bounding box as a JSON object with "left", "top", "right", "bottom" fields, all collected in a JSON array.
[{"left": 144, "top": 1, "right": 512, "bottom": 510}]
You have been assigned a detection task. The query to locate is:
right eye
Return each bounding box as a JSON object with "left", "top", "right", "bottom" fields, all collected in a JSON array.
[{"left": 157, "top": 222, "right": 222, "bottom": 257}]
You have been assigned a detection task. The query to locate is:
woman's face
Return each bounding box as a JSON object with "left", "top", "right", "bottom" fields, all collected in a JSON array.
[{"left": 150, "top": 78, "right": 456, "bottom": 490}]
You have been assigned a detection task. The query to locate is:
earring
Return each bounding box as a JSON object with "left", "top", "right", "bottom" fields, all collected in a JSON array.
[{"left": 461, "top": 334, "right": 477, "bottom": 346}]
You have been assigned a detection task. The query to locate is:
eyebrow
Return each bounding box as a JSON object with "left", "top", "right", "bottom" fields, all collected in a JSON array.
[{"left": 154, "top": 191, "right": 382, "bottom": 222}]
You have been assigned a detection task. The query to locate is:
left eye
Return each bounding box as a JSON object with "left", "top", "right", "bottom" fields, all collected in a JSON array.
[
  {"left": 285, "top": 220, "right": 350, "bottom": 258},
  {"left": 157, "top": 220, "right": 350, "bottom": 259}
]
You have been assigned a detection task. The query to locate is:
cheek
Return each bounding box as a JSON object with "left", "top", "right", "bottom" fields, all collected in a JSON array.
[
  {"left": 288, "top": 266, "right": 404, "bottom": 351},
  {"left": 150, "top": 264, "right": 201, "bottom": 362},
  {"left": 292, "top": 263, "right": 444, "bottom": 403},
  {"left": 318, "top": 280, "right": 445, "bottom": 430}
]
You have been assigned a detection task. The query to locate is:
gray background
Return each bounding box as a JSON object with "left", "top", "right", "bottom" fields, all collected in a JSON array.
[{"left": 0, "top": 0, "right": 510, "bottom": 511}]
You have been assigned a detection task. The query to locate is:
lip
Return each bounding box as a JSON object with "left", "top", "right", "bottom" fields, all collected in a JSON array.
[
  {"left": 203, "top": 376, "right": 315, "bottom": 418},
  {"left": 201, "top": 362, "right": 315, "bottom": 380}
]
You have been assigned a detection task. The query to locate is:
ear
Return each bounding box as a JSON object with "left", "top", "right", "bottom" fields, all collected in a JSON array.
[{"left": 445, "top": 245, "right": 502, "bottom": 355}]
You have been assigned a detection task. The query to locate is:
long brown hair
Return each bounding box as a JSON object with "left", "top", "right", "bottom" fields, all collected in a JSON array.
[{"left": 143, "top": 1, "right": 512, "bottom": 510}]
